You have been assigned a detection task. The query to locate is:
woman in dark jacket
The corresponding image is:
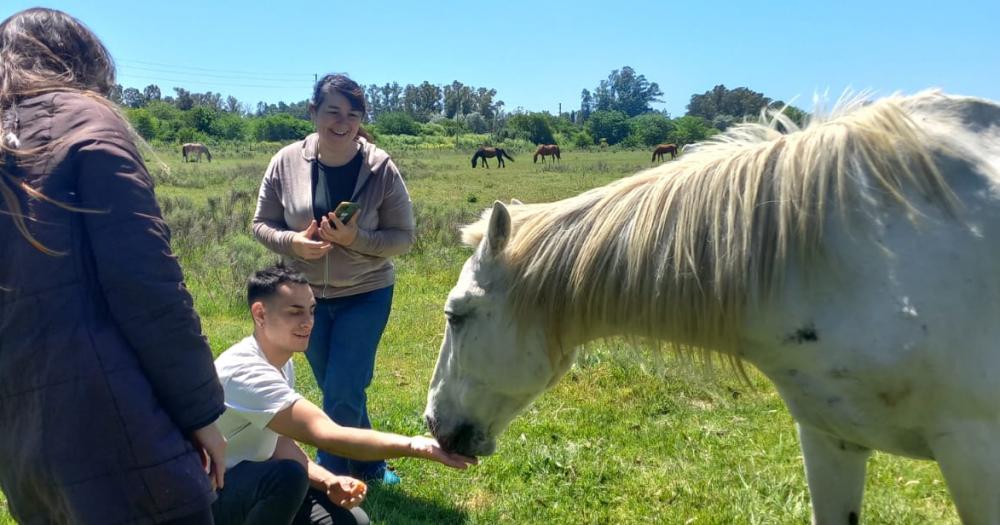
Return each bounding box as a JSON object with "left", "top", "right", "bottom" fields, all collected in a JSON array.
[{"left": 0, "top": 8, "right": 226, "bottom": 524}]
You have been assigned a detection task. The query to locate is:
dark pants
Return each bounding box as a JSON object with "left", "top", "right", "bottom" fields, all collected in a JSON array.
[
  {"left": 212, "top": 459, "right": 368, "bottom": 525},
  {"left": 162, "top": 507, "right": 213, "bottom": 525},
  {"left": 306, "top": 285, "right": 394, "bottom": 479}
]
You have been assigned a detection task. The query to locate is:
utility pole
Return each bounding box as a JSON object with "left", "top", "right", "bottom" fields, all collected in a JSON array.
[{"left": 558, "top": 102, "right": 562, "bottom": 117}]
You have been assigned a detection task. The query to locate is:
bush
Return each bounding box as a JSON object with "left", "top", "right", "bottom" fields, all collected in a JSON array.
[
  {"left": 128, "top": 109, "right": 157, "bottom": 140},
  {"left": 253, "top": 114, "right": 313, "bottom": 142},
  {"left": 458, "top": 112, "right": 490, "bottom": 134},
  {"left": 420, "top": 122, "right": 447, "bottom": 136},
  {"left": 504, "top": 113, "right": 555, "bottom": 145},
  {"left": 212, "top": 113, "right": 250, "bottom": 141},
  {"left": 586, "top": 110, "right": 630, "bottom": 145},
  {"left": 629, "top": 113, "right": 675, "bottom": 146},
  {"left": 375, "top": 112, "right": 420, "bottom": 136},
  {"left": 572, "top": 129, "right": 594, "bottom": 148},
  {"left": 669, "top": 115, "right": 717, "bottom": 145}
]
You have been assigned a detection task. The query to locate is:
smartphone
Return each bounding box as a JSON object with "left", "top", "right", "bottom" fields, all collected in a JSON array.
[{"left": 333, "top": 201, "right": 360, "bottom": 224}]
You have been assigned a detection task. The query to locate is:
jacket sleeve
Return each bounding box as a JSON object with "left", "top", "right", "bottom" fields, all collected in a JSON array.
[
  {"left": 252, "top": 156, "right": 298, "bottom": 257},
  {"left": 73, "top": 126, "right": 224, "bottom": 434},
  {"left": 350, "top": 159, "right": 416, "bottom": 257}
]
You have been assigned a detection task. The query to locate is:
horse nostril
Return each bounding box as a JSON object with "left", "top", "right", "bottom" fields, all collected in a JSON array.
[{"left": 446, "top": 423, "right": 477, "bottom": 455}]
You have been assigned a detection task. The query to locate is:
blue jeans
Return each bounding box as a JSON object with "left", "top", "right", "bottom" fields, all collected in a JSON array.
[
  {"left": 212, "top": 459, "right": 368, "bottom": 525},
  {"left": 306, "top": 285, "right": 394, "bottom": 479}
]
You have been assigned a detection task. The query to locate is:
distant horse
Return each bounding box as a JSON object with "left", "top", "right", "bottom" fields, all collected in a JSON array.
[
  {"left": 533, "top": 144, "right": 560, "bottom": 163},
  {"left": 471, "top": 146, "right": 514, "bottom": 168},
  {"left": 651, "top": 143, "right": 678, "bottom": 162},
  {"left": 426, "top": 90, "right": 1000, "bottom": 523},
  {"left": 182, "top": 142, "right": 212, "bottom": 162}
]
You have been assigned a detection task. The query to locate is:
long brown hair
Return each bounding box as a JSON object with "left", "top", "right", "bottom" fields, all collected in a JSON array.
[{"left": 0, "top": 8, "right": 118, "bottom": 255}]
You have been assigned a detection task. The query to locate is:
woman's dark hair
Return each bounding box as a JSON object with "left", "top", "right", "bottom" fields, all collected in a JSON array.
[
  {"left": 0, "top": 8, "right": 118, "bottom": 255},
  {"left": 247, "top": 263, "right": 310, "bottom": 308},
  {"left": 310, "top": 73, "right": 373, "bottom": 141}
]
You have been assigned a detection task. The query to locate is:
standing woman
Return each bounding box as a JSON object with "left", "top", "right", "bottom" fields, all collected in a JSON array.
[
  {"left": 0, "top": 8, "right": 226, "bottom": 525},
  {"left": 253, "top": 74, "right": 415, "bottom": 484}
]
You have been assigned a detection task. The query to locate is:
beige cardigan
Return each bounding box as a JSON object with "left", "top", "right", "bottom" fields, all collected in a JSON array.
[{"left": 252, "top": 134, "right": 415, "bottom": 298}]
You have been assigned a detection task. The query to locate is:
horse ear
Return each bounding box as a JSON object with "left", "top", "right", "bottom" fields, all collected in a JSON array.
[
  {"left": 510, "top": 198, "right": 524, "bottom": 206},
  {"left": 484, "top": 200, "right": 511, "bottom": 257}
]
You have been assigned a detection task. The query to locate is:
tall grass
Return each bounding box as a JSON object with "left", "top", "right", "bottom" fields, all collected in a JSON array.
[{"left": 0, "top": 145, "right": 959, "bottom": 524}]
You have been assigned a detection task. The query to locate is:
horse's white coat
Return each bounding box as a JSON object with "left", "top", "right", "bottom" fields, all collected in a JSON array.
[{"left": 425, "top": 92, "right": 1000, "bottom": 524}]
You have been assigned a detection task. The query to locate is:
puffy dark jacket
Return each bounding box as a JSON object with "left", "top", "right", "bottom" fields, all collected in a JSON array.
[{"left": 0, "top": 92, "right": 224, "bottom": 524}]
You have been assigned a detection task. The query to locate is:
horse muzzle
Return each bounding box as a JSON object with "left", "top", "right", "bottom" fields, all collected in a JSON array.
[{"left": 425, "top": 414, "right": 496, "bottom": 457}]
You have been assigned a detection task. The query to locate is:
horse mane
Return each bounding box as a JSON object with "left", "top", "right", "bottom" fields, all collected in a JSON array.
[{"left": 462, "top": 90, "right": 958, "bottom": 355}]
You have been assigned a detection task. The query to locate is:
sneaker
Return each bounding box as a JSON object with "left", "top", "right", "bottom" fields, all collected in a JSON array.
[
  {"left": 359, "top": 465, "right": 401, "bottom": 486},
  {"left": 379, "top": 468, "right": 401, "bottom": 486}
]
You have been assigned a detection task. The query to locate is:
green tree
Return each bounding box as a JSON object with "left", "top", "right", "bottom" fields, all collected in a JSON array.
[
  {"left": 443, "top": 81, "right": 472, "bottom": 119},
  {"left": 108, "top": 84, "right": 123, "bottom": 104},
  {"left": 687, "top": 85, "right": 771, "bottom": 121},
  {"left": 629, "top": 113, "right": 675, "bottom": 146},
  {"left": 142, "top": 84, "right": 161, "bottom": 103},
  {"left": 670, "top": 115, "right": 716, "bottom": 145},
  {"left": 768, "top": 101, "right": 809, "bottom": 129},
  {"left": 211, "top": 113, "right": 249, "bottom": 140},
  {"left": 458, "top": 112, "right": 489, "bottom": 133},
  {"left": 506, "top": 113, "right": 556, "bottom": 145},
  {"left": 173, "top": 87, "right": 194, "bottom": 110},
  {"left": 591, "top": 67, "right": 663, "bottom": 117},
  {"left": 402, "top": 81, "right": 442, "bottom": 122},
  {"left": 586, "top": 110, "right": 630, "bottom": 145},
  {"left": 474, "top": 87, "right": 499, "bottom": 118},
  {"left": 375, "top": 111, "right": 420, "bottom": 135},
  {"left": 580, "top": 89, "right": 593, "bottom": 121},
  {"left": 572, "top": 129, "right": 594, "bottom": 148},
  {"left": 225, "top": 95, "right": 242, "bottom": 114},
  {"left": 254, "top": 114, "right": 312, "bottom": 141},
  {"left": 186, "top": 106, "right": 219, "bottom": 134},
  {"left": 126, "top": 108, "right": 157, "bottom": 140},
  {"left": 122, "top": 87, "right": 145, "bottom": 108}
]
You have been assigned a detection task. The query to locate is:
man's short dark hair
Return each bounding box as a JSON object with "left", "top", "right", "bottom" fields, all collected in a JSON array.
[{"left": 246, "top": 263, "right": 309, "bottom": 308}]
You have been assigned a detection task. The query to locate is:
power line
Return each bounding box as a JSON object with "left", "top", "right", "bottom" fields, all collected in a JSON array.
[
  {"left": 117, "top": 58, "right": 310, "bottom": 78},
  {"left": 118, "top": 72, "right": 308, "bottom": 90},
  {"left": 120, "top": 64, "right": 309, "bottom": 83}
]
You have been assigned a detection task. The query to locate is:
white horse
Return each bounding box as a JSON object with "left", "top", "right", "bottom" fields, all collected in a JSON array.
[
  {"left": 425, "top": 90, "right": 1000, "bottom": 524},
  {"left": 181, "top": 142, "right": 212, "bottom": 162}
]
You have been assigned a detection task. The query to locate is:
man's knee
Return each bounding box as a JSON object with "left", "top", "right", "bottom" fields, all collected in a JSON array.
[{"left": 268, "top": 459, "right": 309, "bottom": 500}]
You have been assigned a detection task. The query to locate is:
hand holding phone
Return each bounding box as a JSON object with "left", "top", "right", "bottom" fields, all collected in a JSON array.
[{"left": 333, "top": 201, "right": 360, "bottom": 225}]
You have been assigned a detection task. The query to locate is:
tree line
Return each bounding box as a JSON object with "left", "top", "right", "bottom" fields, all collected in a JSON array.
[{"left": 113, "top": 65, "right": 806, "bottom": 148}]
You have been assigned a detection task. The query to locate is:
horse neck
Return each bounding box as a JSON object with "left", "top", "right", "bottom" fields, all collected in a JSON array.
[{"left": 507, "top": 176, "right": 745, "bottom": 355}]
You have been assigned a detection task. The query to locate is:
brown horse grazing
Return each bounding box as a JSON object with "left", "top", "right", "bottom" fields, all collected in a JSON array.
[
  {"left": 651, "top": 143, "right": 678, "bottom": 162},
  {"left": 533, "top": 144, "right": 561, "bottom": 163},
  {"left": 182, "top": 142, "right": 212, "bottom": 162},
  {"left": 471, "top": 146, "right": 514, "bottom": 168}
]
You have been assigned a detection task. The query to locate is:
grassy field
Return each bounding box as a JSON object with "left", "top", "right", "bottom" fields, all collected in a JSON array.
[{"left": 1, "top": 145, "right": 960, "bottom": 524}]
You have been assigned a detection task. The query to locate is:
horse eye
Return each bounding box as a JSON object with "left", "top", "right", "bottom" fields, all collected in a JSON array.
[{"left": 446, "top": 312, "right": 467, "bottom": 328}]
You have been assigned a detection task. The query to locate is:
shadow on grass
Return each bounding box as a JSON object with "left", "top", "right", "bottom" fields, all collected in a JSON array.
[{"left": 362, "top": 484, "right": 470, "bottom": 525}]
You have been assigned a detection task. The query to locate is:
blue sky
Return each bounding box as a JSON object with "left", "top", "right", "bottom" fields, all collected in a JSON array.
[{"left": 5, "top": 1, "right": 998, "bottom": 116}]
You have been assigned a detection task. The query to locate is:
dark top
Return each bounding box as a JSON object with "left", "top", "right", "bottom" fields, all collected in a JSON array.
[
  {"left": 0, "top": 91, "right": 223, "bottom": 524},
  {"left": 312, "top": 151, "right": 362, "bottom": 223}
]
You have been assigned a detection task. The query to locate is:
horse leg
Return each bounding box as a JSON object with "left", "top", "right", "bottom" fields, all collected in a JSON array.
[
  {"left": 928, "top": 420, "right": 1000, "bottom": 523},
  {"left": 798, "top": 424, "right": 870, "bottom": 525}
]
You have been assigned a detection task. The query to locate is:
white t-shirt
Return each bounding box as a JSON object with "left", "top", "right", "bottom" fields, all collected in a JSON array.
[{"left": 214, "top": 335, "right": 303, "bottom": 468}]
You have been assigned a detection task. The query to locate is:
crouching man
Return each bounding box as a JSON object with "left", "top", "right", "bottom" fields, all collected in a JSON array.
[{"left": 212, "top": 264, "right": 476, "bottom": 525}]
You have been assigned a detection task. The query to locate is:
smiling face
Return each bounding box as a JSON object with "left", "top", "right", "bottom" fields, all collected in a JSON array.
[
  {"left": 310, "top": 88, "right": 364, "bottom": 155},
  {"left": 252, "top": 282, "right": 316, "bottom": 356},
  {"left": 424, "top": 202, "right": 578, "bottom": 457}
]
